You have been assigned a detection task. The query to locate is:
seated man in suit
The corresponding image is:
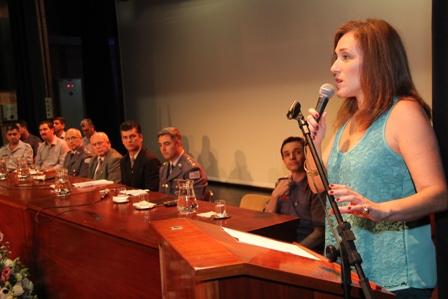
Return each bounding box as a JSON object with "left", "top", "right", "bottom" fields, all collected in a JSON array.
[
  {"left": 120, "top": 120, "right": 161, "bottom": 191},
  {"left": 35, "top": 120, "right": 70, "bottom": 172},
  {"left": 264, "top": 136, "right": 326, "bottom": 253},
  {"left": 0, "top": 125, "right": 33, "bottom": 171},
  {"left": 63, "top": 128, "right": 92, "bottom": 177},
  {"left": 88, "top": 132, "right": 122, "bottom": 183},
  {"left": 157, "top": 127, "right": 208, "bottom": 199}
]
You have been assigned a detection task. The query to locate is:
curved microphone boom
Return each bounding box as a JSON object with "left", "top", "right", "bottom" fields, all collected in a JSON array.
[{"left": 314, "top": 83, "right": 335, "bottom": 122}]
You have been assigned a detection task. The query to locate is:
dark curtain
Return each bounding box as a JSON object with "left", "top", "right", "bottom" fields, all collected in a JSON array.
[
  {"left": 79, "top": 0, "right": 125, "bottom": 154},
  {"left": 7, "top": 0, "right": 124, "bottom": 151},
  {"left": 7, "top": 0, "right": 47, "bottom": 135},
  {"left": 432, "top": 1, "right": 448, "bottom": 298}
]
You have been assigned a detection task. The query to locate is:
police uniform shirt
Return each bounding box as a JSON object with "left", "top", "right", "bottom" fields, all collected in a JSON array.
[{"left": 159, "top": 151, "right": 208, "bottom": 199}]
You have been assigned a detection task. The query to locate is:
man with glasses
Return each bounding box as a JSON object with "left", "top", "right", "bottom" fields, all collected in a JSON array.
[
  {"left": 87, "top": 132, "right": 122, "bottom": 183},
  {"left": 63, "top": 128, "right": 92, "bottom": 177}
]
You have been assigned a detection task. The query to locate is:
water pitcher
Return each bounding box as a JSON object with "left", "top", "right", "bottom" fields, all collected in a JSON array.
[{"left": 176, "top": 179, "right": 198, "bottom": 214}]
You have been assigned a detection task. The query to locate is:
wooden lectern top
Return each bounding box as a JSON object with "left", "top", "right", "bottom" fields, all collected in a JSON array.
[{"left": 150, "top": 218, "right": 395, "bottom": 299}]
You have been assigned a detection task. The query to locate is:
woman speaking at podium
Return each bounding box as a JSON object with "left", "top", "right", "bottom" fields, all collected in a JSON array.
[{"left": 305, "top": 19, "right": 448, "bottom": 299}]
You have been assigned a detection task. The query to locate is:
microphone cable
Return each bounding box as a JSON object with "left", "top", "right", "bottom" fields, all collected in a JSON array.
[{"left": 34, "top": 189, "right": 110, "bottom": 224}]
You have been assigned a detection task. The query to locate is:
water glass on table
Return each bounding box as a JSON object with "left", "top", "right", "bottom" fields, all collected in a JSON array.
[
  {"left": 118, "top": 187, "right": 127, "bottom": 197},
  {"left": 215, "top": 200, "right": 226, "bottom": 218}
]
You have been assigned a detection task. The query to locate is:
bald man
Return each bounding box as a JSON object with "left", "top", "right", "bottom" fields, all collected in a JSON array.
[
  {"left": 63, "top": 128, "right": 92, "bottom": 177},
  {"left": 87, "top": 132, "right": 122, "bottom": 183}
]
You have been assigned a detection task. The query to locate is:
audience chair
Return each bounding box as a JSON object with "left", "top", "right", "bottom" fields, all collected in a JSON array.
[
  {"left": 202, "top": 190, "right": 214, "bottom": 202},
  {"left": 239, "top": 194, "right": 271, "bottom": 211}
]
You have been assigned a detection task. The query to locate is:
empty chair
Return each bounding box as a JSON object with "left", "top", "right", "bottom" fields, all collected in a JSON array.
[
  {"left": 239, "top": 194, "right": 271, "bottom": 211},
  {"left": 202, "top": 189, "right": 214, "bottom": 202}
]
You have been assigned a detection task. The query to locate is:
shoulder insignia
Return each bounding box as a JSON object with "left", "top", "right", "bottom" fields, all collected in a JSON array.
[
  {"left": 185, "top": 157, "right": 196, "bottom": 167},
  {"left": 188, "top": 171, "right": 200, "bottom": 179}
]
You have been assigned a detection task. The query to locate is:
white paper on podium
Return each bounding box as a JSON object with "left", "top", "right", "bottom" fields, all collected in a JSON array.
[{"left": 222, "top": 227, "right": 320, "bottom": 260}]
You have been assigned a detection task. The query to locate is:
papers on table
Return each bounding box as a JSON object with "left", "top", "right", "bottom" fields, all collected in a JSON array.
[
  {"left": 72, "top": 180, "right": 114, "bottom": 188},
  {"left": 197, "top": 211, "right": 216, "bottom": 218},
  {"left": 222, "top": 227, "right": 320, "bottom": 261},
  {"left": 124, "top": 189, "right": 149, "bottom": 196}
]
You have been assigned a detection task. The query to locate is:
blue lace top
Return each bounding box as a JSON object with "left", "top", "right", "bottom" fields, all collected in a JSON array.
[{"left": 326, "top": 102, "right": 436, "bottom": 291}]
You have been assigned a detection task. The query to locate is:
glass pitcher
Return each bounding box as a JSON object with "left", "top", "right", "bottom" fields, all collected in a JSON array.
[
  {"left": 16, "top": 157, "right": 30, "bottom": 181},
  {"left": 55, "top": 168, "right": 71, "bottom": 197},
  {"left": 176, "top": 179, "right": 198, "bottom": 214}
]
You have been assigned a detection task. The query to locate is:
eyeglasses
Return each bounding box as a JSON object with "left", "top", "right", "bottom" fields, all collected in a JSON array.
[
  {"left": 92, "top": 141, "right": 105, "bottom": 147},
  {"left": 66, "top": 136, "right": 80, "bottom": 141}
]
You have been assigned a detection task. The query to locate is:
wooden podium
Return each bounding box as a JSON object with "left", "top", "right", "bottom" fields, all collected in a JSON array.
[{"left": 150, "top": 218, "right": 395, "bottom": 299}]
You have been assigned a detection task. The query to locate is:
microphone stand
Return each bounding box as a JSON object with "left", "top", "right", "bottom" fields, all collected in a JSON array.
[{"left": 287, "top": 101, "right": 375, "bottom": 299}]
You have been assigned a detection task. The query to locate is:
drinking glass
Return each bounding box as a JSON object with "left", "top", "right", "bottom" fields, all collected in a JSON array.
[
  {"left": 55, "top": 168, "right": 71, "bottom": 197},
  {"left": 16, "top": 158, "right": 30, "bottom": 181}
]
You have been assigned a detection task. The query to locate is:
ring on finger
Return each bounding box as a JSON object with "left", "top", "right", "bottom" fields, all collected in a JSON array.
[{"left": 362, "top": 206, "right": 370, "bottom": 215}]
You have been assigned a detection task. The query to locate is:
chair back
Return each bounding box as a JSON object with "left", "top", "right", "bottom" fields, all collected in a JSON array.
[
  {"left": 202, "top": 189, "right": 214, "bottom": 202},
  {"left": 239, "top": 194, "right": 270, "bottom": 211}
]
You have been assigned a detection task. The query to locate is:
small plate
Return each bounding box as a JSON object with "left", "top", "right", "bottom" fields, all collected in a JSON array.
[
  {"left": 133, "top": 201, "right": 156, "bottom": 210},
  {"left": 212, "top": 213, "right": 231, "bottom": 220},
  {"left": 113, "top": 196, "right": 129, "bottom": 203}
]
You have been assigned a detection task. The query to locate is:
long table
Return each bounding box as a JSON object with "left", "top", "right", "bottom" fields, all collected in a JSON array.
[{"left": 0, "top": 173, "right": 299, "bottom": 298}]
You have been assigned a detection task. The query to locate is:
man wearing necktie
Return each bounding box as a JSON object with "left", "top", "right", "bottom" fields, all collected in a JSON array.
[
  {"left": 87, "top": 132, "right": 122, "bottom": 183},
  {"left": 63, "top": 128, "right": 92, "bottom": 177},
  {"left": 157, "top": 127, "right": 208, "bottom": 199},
  {"left": 119, "top": 120, "right": 161, "bottom": 190}
]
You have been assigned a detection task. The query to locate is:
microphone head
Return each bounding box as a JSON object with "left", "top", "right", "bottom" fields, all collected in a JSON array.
[
  {"left": 286, "top": 101, "right": 301, "bottom": 120},
  {"left": 319, "top": 83, "right": 335, "bottom": 98}
]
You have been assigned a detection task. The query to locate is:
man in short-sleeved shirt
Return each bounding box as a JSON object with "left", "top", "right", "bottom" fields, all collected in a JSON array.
[
  {"left": 265, "top": 136, "right": 326, "bottom": 253},
  {"left": 16, "top": 119, "right": 41, "bottom": 159},
  {"left": 0, "top": 125, "right": 33, "bottom": 171}
]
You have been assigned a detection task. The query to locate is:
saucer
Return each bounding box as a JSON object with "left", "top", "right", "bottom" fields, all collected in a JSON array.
[
  {"left": 113, "top": 196, "right": 129, "bottom": 203},
  {"left": 212, "top": 213, "right": 230, "bottom": 219},
  {"left": 133, "top": 201, "right": 156, "bottom": 210}
]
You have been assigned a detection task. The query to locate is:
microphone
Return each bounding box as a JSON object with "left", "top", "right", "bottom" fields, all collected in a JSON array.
[
  {"left": 314, "top": 83, "right": 335, "bottom": 122},
  {"left": 286, "top": 101, "right": 301, "bottom": 120}
]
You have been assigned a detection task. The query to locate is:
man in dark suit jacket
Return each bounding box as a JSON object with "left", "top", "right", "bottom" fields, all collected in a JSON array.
[
  {"left": 87, "top": 132, "right": 122, "bottom": 183},
  {"left": 158, "top": 127, "right": 208, "bottom": 199},
  {"left": 119, "top": 120, "right": 161, "bottom": 190},
  {"left": 63, "top": 128, "right": 92, "bottom": 177}
]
